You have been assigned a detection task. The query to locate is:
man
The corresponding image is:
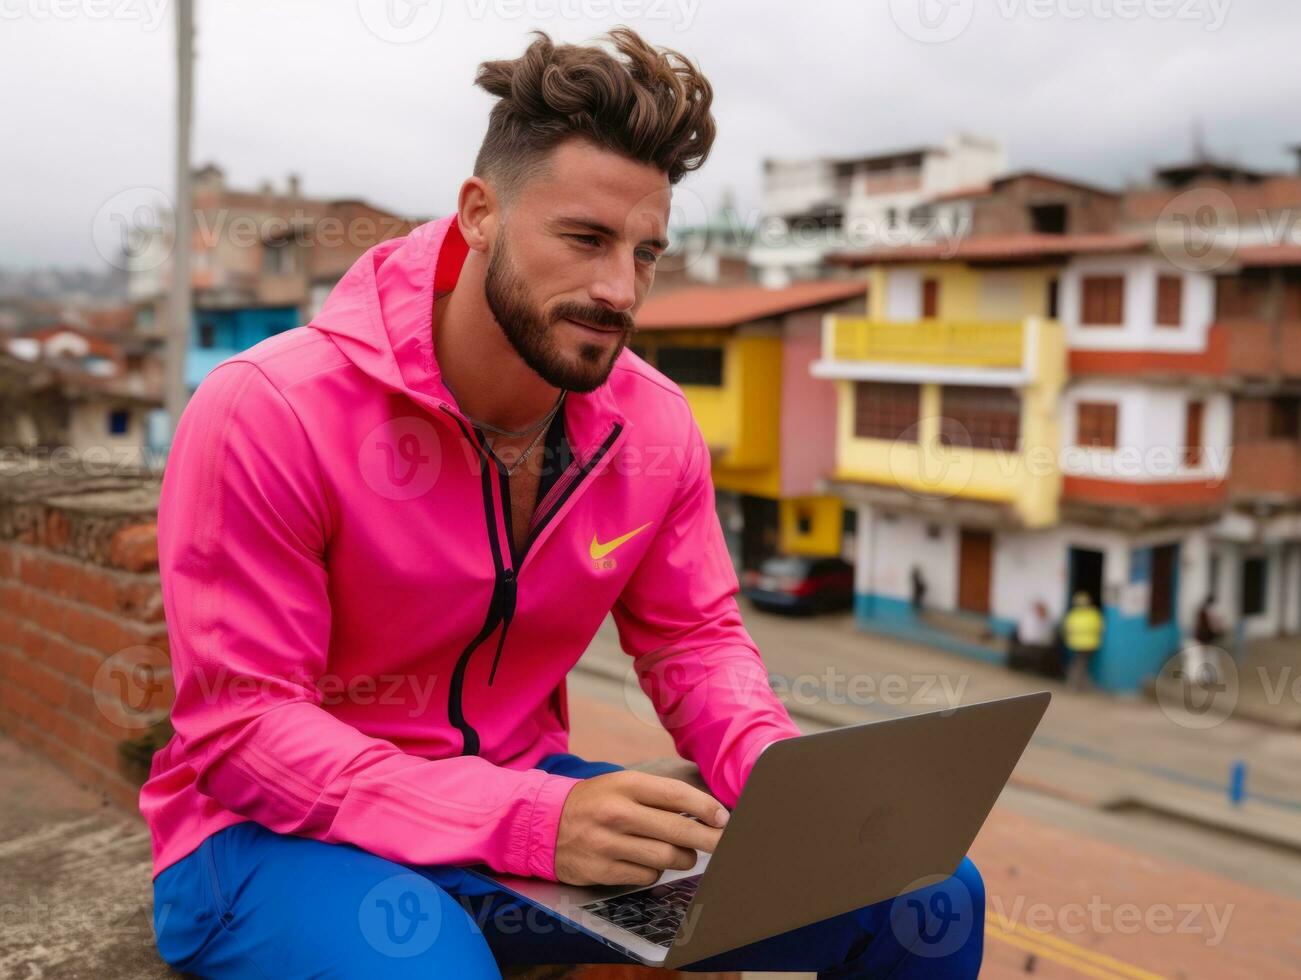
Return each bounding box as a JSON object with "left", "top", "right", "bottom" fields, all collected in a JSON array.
[
  {"left": 1064, "top": 591, "right": 1104, "bottom": 691},
  {"left": 142, "top": 29, "right": 983, "bottom": 977}
]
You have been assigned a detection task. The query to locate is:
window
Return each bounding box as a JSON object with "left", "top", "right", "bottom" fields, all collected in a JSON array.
[
  {"left": 1046, "top": 278, "right": 1060, "bottom": 319},
  {"left": 1215, "top": 273, "right": 1269, "bottom": 321},
  {"left": 853, "top": 382, "right": 920, "bottom": 441},
  {"left": 796, "top": 506, "right": 813, "bottom": 535},
  {"left": 1156, "top": 275, "right": 1183, "bottom": 327},
  {"left": 1029, "top": 203, "right": 1068, "bottom": 235},
  {"left": 1269, "top": 396, "right": 1300, "bottom": 440},
  {"left": 1077, "top": 402, "right": 1119, "bottom": 449},
  {"left": 1241, "top": 556, "right": 1268, "bottom": 617},
  {"left": 1148, "top": 544, "right": 1178, "bottom": 626},
  {"left": 657, "top": 346, "right": 723, "bottom": 386},
  {"left": 922, "top": 278, "right": 940, "bottom": 318},
  {"left": 198, "top": 322, "right": 216, "bottom": 349},
  {"left": 263, "top": 239, "right": 296, "bottom": 276},
  {"left": 107, "top": 409, "right": 130, "bottom": 436},
  {"left": 1184, "top": 400, "right": 1204, "bottom": 467},
  {"left": 939, "top": 386, "right": 1020, "bottom": 451},
  {"left": 1080, "top": 275, "right": 1125, "bottom": 325}
]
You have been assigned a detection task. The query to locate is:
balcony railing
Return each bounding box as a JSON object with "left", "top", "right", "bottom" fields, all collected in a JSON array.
[{"left": 825, "top": 318, "right": 1027, "bottom": 369}]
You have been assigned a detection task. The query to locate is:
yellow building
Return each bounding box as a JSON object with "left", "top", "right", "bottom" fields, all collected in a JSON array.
[
  {"left": 815, "top": 238, "right": 1069, "bottom": 634},
  {"left": 634, "top": 280, "right": 867, "bottom": 569}
]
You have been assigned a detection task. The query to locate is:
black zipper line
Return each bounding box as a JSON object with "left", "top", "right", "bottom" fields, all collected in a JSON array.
[
  {"left": 436, "top": 407, "right": 622, "bottom": 757},
  {"left": 523, "top": 422, "right": 623, "bottom": 555}
]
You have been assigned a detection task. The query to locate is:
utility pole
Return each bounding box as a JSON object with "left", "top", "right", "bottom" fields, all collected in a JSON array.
[{"left": 164, "top": 0, "right": 194, "bottom": 443}]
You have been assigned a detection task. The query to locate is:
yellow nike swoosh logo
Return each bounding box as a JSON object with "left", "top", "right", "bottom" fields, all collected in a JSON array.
[{"left": 590, "top": 522, "right": 653, "bottom": 560}]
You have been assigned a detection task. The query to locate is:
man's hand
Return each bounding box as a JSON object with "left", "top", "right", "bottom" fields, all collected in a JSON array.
[{"left": 554, "top": 770, "right": 730, "bottom": 887}]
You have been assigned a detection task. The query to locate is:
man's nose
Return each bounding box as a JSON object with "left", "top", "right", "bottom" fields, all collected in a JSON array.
[{"left": 588, "top": 251, "right": 637, "bottom": 313}]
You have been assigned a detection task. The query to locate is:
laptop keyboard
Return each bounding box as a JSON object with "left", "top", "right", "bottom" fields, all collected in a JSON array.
[{"left": 580, "top": 874, "right": 701, "bottom": 946}]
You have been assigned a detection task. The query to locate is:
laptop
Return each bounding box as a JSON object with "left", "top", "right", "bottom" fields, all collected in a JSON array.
[{"left": 474, "top": 691, "right": 1050, "bottom": 968}]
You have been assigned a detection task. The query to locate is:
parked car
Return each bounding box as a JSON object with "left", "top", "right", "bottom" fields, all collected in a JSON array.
[{"left": 742, "top": 555, "right": 855, "bottom": 614}]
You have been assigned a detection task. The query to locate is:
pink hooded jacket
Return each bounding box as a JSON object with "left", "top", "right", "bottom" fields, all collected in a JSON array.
[{"left": 139, "top": 214, "right": 802, "bottom": 881}]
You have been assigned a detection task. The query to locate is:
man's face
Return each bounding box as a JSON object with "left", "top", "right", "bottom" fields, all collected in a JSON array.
[{"left": 483, "top": 138, "right": 670, "bottom": 393}]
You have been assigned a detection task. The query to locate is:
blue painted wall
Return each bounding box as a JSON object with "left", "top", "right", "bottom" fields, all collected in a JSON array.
[{"left": 187, "top": 306, "right": 299, "bottom": 388}]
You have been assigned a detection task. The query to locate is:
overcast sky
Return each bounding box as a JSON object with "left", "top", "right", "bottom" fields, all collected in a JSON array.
[{"left": 3, "top": 0, "right": 1300, "bottom": 269}]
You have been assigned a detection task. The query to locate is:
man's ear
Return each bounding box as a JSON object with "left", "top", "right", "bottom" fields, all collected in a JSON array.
[{"left": 457, "top": 176, "right": 498, "bottom": 255}]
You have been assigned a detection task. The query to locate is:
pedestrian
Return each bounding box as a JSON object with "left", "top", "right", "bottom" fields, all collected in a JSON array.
[
  {"left": 1194, "top": 592, "right": 1223, "bottom": 647},
  {"left": 1063, "top": 591, "right": 1104, "bottom": 691},
  {"left": 911, "top": 565, "right": 928, "bottom": 617},
  {"left": 1011, "top": 599, "right": 1055, "bottom": 676}
]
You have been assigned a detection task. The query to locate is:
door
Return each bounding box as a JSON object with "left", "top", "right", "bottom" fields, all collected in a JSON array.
[
  {"left": 958, "top": 528, "right": 993, "bottom": 614},
  {"left": 1068, "top": 547, "right": 1105, "bottom": 607}
]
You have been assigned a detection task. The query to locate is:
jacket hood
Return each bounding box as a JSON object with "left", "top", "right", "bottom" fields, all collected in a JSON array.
[{"left": 308, "top": 214, "right": 625, "bottom": 452}]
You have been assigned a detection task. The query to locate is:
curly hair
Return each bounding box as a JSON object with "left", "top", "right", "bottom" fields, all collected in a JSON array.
[{"left": 473, "top": 27, "right": 715, "bottom": 194}]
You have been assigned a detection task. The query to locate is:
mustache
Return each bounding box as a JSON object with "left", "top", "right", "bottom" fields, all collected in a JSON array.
[{"left": 552, "top": 302, "right": 635, "bottom": 333}]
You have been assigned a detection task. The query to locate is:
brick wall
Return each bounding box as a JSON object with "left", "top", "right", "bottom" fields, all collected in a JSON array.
[{"left": 0, "top": 463, "right": 168, "bottom": 812}]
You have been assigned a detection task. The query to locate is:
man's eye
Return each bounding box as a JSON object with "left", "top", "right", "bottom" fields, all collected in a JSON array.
[
  {"left": 636, "top": 249, "right": 659, "bottom": 265},
  {"left": 568, "top": 234, "right": 601, "bottom": 247}
]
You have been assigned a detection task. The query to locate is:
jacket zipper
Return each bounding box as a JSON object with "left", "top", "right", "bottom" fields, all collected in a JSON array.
[{"left": 438, "top": 404, "right": 622, "bottom": 757}]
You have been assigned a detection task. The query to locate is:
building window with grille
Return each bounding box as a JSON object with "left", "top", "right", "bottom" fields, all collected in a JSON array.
[
  {"left": 1080, "top": 275, "right": 1125, "bottom": 326},
  {"left": 853, "top": 382, "right": 920, "bottom": 441},
  {"left": 1155, "top": 275, "right": 1183, "bottom": 327},
  {"left": 656, "top": 346, "right": 724, "bottom": 387},
  {"left": 1184, "top": 399, "right": 1205, "bottom": 467},
  {"left": 1077, "top": 401, "right": 1119, "bottom": 450},
  {"left": 938, "top": 386, "right": 1021, "bottom": 451}
]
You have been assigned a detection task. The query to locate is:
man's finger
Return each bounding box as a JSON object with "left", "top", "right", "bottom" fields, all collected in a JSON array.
[
  {"left": 624, "top": 773, "right": 730, "bottom": 828},
  {"left": 622, "top": 804, "right": 724, "bottom": 854}
]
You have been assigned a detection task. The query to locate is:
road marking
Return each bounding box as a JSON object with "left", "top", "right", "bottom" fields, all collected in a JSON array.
[{"left": 987, "top": 917, "right": 1169, "bottom": 980}]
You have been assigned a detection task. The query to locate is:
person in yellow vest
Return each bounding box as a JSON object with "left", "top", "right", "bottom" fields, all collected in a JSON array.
[{"left": 1064, "top": 591, "right": 1104, "bottom": 691}]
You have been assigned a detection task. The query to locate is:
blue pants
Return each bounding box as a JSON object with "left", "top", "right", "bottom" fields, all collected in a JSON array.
[{"left": 152, "top": 754, "right": 984, "bottom": 978}]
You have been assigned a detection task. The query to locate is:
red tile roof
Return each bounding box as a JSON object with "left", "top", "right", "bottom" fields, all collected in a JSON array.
[
  {"left": 1233, "top": 243, "right": 1301, "bottom": 268},
  {"left": 830, "top": 233, "right": 1149, "bottom": 267},
  {"left": 635, "top": 279, "right": 868, "bottom": 330}
]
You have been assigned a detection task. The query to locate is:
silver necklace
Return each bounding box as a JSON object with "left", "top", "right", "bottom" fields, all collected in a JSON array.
[
  {"left": 481, "top": 391, "right": 567, "bottom": 477},
  {"left": 490, "top": 422, "right": 550, "bottom": 476},
  {"left": 464, "top": 390, "right": 566, "bottom": 439}
]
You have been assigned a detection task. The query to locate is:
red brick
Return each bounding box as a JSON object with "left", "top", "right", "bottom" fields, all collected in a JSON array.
[
  {"left": 64, "top": 563, "right": 119, "bottom": 612},
  {"left": 16, "top": 552, "right": 52, "bottom": 590},
  {"left": 23, "top": 589, "right": 67, "bottom": 635},
  {"left": 62, "top": 604, "right": 167, "bottom": 658},
  {"left": 43, "top": 509, "right": 70, "bottom": 550},
  {"left": 0, "top": 610, "right": 20, "bottom": 648},
  {"left": 25, "top": 661, "right": 71, "bottom": 710},
  {"left": 108, "top": 523, "right": 159, "bottom": 573},
  {"left": 0, "top": 542, "right": 14, "bottom": 579}
]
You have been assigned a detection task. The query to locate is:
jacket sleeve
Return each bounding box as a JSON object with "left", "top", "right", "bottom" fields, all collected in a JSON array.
[
  {"left": 158, "top": 361, "right": 578, "bottom": 880},
  {"left": 611, "top": 415, "right": 803, "bottom": 808}
]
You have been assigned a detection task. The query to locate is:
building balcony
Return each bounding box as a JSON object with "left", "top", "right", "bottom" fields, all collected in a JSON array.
[
  {"left": 1228, "top": 440, "right": 1301, "bottom": 501},
  {"left": 813, "top": 316, "right": 1062, "bottom": 387}
]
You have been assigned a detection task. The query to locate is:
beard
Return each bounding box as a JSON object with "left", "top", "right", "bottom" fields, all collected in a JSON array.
[{"left": 484, "top": 233, "right": 635, "bottom": 393}]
